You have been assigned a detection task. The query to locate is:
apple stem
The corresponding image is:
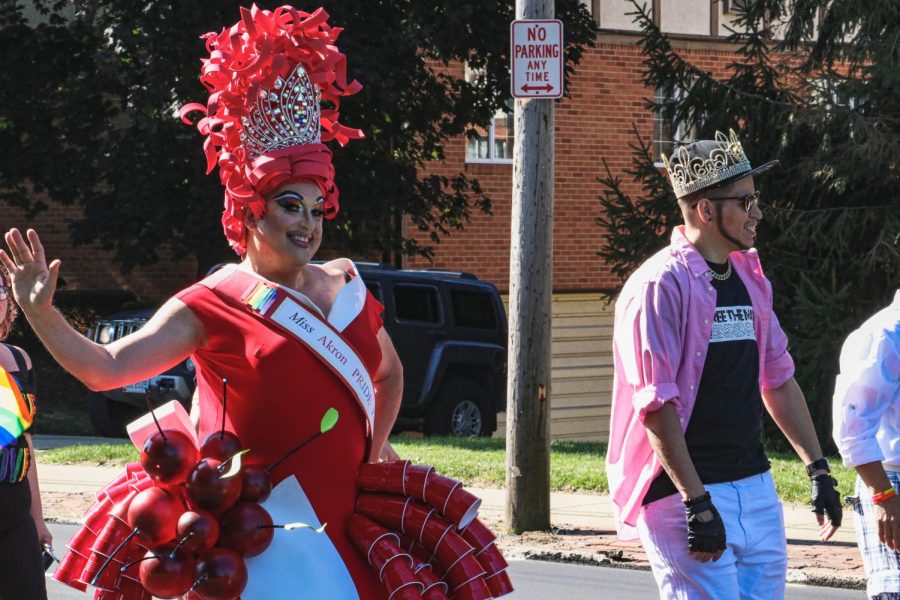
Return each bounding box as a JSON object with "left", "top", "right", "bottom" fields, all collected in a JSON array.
[
  {"left": 119, "top": 554, "right": 158, "bottom": 573},
  {"left": 145, "top": 389, "right": 167, "bottom": 443},
  {"left": 169, "top": 531, "right": 195, "bottom": 558},
  {"left": 91, "top": 528, "right": 140, "bottom": 585},
  {"left": 265, "top": 431, "right": 320, "bottom": 474},
  {"left": 189, "top": 572, "right": 209, "bottom": 593},
  {"left": 220, "top": 377, "right": 227, "bottom": 440}
]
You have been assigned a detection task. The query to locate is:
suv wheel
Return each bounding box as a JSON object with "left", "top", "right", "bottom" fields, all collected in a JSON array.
[
  {"left": 425, "top": 379, "right": 492, "bottom": 437},
  {"left": 87, "top": 392, "right": 141, "bottom": 438}
]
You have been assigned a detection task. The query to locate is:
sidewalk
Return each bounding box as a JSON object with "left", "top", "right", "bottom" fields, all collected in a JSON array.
[
  {"left": 33, "top": 435, "right": 867, "bottom": 590},
  {"left": 473, "top": 486, "right": 866, "bottom": 590}
]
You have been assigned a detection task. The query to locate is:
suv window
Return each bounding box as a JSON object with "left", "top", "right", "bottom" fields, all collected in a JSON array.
[
  {"left": 364, "top": 281, "right": 382, "bottom": 302},
  {"left": 394, "top": 284, "right": 441, "bottom": 323},
  {"left": 451, "top": 289, "right": 498, "bottom": 329}
]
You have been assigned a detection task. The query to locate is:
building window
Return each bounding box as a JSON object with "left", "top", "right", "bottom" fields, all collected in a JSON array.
[
  {"left": 722, "top": 0, "right": 754, "bottom": 14},
  {"left": 465, "top": 64, "right": 514, "bottom": 164},
  {"left": 466, "top": 103, "right": 514, "bottom": 163},
  {"left": 652, "top": 85, "right": 699, "bottom": 160},
  {"left": 581, "top": 0, "right": 593, "bottom": 17},
  {"left": 811, "top": 79, "right": 859, "bottom": 111},
  {"left": 811, "top": 78, "right": 861, "bottom": 137}
]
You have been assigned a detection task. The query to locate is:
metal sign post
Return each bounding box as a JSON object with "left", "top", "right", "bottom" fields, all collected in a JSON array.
[{"left": 505, "top": 5, "right": 561, "bottom": 533}]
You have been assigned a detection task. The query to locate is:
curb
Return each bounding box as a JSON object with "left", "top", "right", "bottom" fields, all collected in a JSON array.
[
  {"left": 46, "top": 517, "right": 80, "bottom": 526},
  {"left": 785, "top": 569, "right": 866, "bottom": 591},
  {"left": 502, "top": 546, "right": 868, "bottom": 591},
  {"left": 506, "top": 547, "right": 646, "bottom": 570}
]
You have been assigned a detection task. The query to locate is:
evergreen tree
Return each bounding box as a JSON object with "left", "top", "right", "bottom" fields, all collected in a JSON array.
[
  {"left": 597, "top": 0, "right": 899, "bottom": 449},
  {"left": 0, "top": 0, "right": 597, "bottom": 273}
]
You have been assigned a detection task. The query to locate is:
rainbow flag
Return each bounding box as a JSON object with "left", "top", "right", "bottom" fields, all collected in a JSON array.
[
  {"left": 244, "top": 281, "right": 279, "bottom": 315},
  {"left": 0, "top": 367, "right": 33, "bottom": 449}
]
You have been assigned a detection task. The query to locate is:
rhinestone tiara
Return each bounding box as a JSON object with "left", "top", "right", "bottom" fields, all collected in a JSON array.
[
  {"left": 662, "top": 130, "right": 752, "bottom": 198},
  {"left": 240, "top": 63, "right": 322, "bottom": 161}
]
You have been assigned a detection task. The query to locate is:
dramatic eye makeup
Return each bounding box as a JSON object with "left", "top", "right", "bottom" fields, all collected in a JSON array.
[
  {"left": 274, "top": 191, "right": 303, "bottom": 212},
  {"left": 273, "top": 191, "right": 326, "bottom": 217}
]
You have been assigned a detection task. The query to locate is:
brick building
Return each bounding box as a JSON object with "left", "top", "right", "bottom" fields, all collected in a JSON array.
[
  {"left": 405, "top": 1, "right": 776, "bottom": 440},
  {"left": 3, "top": 2, "right": 781, "bottom": 440}
]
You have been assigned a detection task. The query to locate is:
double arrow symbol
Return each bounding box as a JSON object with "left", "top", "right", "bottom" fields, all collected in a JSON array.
[{"left": 520, "top": 84, "right": 554, "bottom": 93}]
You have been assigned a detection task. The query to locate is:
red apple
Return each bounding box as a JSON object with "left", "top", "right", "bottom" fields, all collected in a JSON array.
[
  {"left": 139, "top": 543, "right": 196, "bottom": 599},
  {"left": 218, "top": 502, "right": 274, "bottom": 557},
  {"left": 192, "top": 547, "right": 248, "bottom": 599},
  {"left": 239, "top": 464, "right": 273, "bottom": 503},
  {"left": 175, "top": 510, "right": 220, "bottom": 555},
  {"left": 127, "top": 487, "right": 183, "bottom": 545},
  {"left": 200, "top": 431, "right": 243, "bottom": 461},
  {"left": 186, "top": 458, "right": 242, "bottom": 513},
  {"left": 141, "top": 429, "right": 199, "bottom": 485}
]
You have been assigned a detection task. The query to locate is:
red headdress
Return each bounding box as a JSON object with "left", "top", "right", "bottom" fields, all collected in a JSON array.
[{"left": 179, "top": 5, "right": 363, "bottom": 255}]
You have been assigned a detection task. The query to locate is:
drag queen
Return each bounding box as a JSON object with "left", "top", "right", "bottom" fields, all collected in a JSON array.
[{"left": 2, "top": 5, "right": 404, "bottom": 598}]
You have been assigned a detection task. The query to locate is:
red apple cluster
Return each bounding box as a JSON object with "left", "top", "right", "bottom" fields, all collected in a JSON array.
[{"left": 91, "top": 429, "right": 275, "bottom": 600}]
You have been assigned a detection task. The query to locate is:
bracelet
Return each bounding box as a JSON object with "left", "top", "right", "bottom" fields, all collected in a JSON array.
[
  {"left": 873, "top": 487, "right": 897, "bottom": 505},
  {"left": 682, "top": 491, "right": 711, "bottom": 507},
  {"left": 805, "top": 458, "right": 830, "bottom": 477}
]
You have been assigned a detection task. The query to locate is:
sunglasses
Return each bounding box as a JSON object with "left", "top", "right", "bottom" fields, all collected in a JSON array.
[{"left": 705, "top": 189, "right": 762, "bottom": 214}]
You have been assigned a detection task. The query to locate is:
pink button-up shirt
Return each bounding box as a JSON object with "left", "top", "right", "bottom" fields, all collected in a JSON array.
[{"left": 605, "top": 226, "right": 795, "bottom": 540}]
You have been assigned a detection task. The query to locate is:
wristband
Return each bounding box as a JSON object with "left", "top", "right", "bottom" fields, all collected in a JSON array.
[
  {"left": 805, "top": 458, "right": 830, "bottom": 477},
  {"left": 873, "top": 487, "right": 897, "bottom": 505},
  {"left": 683, "top": 491, "right": 711, "bottom": 508}
]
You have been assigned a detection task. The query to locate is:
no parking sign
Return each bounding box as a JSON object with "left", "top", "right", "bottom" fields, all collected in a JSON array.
[{"left": 510, "top": 19, "right": 564, "bottom": 99}]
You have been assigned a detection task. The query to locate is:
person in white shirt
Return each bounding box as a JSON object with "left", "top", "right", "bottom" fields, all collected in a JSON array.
[{"left": 833, "top": 290, "right": 900, "bottom": 600}]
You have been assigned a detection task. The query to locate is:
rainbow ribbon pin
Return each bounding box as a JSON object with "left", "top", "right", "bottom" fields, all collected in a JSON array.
[{"left": 245, "top": 282, "right": 279, "bottom": 315}]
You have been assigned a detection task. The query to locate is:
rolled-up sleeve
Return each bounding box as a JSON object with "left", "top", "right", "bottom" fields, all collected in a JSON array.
[
  {"left": 623, "top": 279, "right": 683, "bottom": 420},
  {"left": 762, "top": 308, "right": 795, "bottom": 390},
  {"left": 833, "top": 329, "right": 900, "bottom": 467}
]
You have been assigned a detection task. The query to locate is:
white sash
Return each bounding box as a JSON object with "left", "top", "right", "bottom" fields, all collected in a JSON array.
[{"left": 236, "top": 270, "right": 376, "bottom": 436}]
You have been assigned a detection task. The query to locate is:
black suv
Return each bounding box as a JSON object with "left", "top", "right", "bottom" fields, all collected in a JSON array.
[
  {"left": 84, "top": 310, "right": 197, "bottom": 437},
  {"left": 85, "top": 264, "right": 507, "bottom": 438}
]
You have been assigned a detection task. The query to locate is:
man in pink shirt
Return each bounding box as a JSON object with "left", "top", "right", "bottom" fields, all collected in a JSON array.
[{"left": 606, "top": 130, "right": 843, "bottom": 599}]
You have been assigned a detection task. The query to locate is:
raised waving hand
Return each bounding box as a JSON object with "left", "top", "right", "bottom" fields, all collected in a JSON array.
[
  {"left": 0, "top": 229, "right": 61, "bottom": 316},
  {"left": 1, "top": 227, "right": 202, "bottom": 392}
]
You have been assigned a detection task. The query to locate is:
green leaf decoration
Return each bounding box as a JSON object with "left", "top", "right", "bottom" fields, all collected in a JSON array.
[
  {"left": 284, "top": 522, "right": 327, "bottom": 533},
  {"left": 219, "top": 449, "right": 251, "bottom": 479},
  {"left": 320, "top": 408, "right": 339, "bottom": 434}
]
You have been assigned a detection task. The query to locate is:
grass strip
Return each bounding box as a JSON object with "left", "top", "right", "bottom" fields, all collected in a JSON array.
[
  {"left": 37, "top": 436, "right": 856, "bottom": 504},
  {"left": 39, "top": 443, "right": 137, "bottom": 466}
]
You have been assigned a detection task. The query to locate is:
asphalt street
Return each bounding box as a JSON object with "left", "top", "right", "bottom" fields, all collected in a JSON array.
[
  {"left": 45, "top": 522, "right": 866, "bottom": 599},
  {"left": 505, "top": 560, "right": 866, "bottom": 599}
]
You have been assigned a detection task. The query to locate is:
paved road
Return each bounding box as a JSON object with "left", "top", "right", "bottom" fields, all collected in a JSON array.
[
  {"left": 46, "top": 523, "right": 865, "bottom": 599},
  {"left": 505, "top": 560, "right": 866, "bottom": 599}
]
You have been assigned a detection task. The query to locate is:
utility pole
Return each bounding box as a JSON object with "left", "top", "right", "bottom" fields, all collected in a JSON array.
[{"left": 505, "top": 0, "right": 557, "bottom": 533}]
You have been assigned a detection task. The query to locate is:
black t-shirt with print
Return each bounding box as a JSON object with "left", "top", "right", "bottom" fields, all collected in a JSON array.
[{"left": 643, "top": 261, "right": 770, "bottom": 504}]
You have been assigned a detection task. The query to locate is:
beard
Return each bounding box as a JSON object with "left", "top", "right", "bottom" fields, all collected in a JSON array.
[{"left": 714, "top": 205, "right": 752, "bottom": 251}]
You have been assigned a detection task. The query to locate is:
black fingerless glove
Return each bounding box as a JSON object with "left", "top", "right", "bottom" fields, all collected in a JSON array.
[
  {"left": 811, "top": 473, "right": 843, "bottom": 528},
  {"left": 684, "top": 492, "right": 726, "bottom": 553}
]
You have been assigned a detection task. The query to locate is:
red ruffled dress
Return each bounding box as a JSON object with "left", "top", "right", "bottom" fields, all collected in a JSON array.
[
  {"left": 54, "top": 262, "right": 512, "bottom": 600},
  {"left": 55, "top": 262, "right": 388, "bottom": 599}
]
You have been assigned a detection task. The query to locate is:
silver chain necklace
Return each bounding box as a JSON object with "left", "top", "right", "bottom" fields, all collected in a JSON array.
[{"left": 708, "top": 261, "right": 732, "bottom": 281}]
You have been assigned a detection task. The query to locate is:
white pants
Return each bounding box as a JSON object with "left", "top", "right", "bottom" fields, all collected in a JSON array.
[{"left": 637, "top": 471, "right": 788, "bottom": 600}]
